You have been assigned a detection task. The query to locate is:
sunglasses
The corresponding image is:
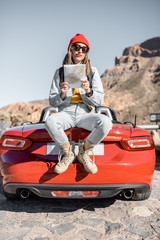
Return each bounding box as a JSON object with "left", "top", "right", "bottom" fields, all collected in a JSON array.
[{"left": 71, "top": 44, "right": 88, "bottom": 54}]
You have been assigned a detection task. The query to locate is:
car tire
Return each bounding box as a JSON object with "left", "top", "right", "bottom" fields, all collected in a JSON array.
[{"left": 131, "top": 188, "right": 152, "bottom": 201}]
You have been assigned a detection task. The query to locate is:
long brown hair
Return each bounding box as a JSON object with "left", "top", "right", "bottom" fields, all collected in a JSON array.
[{"left": 62, "top": 46, "right": 91, "bottom": 76}]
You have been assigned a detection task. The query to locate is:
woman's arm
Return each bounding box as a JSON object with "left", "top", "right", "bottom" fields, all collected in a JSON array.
[
  {"left": 49, "top": 69, "right": 71, "bottom": 107},
  {"left": 80, "top": 66, "right": 104, "bottom": 107},
  {"left": 49, "top": 69, "right": 63, "bottom": 107}
]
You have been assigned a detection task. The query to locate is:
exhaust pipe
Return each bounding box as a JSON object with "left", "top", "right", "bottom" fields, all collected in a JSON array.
[
  {"left": 19, "top": 189, "right": 31, "bottom": 199},
  {"left": 122, "top": 189, "right": 134, "bottom": 199}
]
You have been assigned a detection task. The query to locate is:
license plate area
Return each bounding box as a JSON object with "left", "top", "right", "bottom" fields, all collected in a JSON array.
[{"left": 47, "top": 142, "right": 104, "bottom": 155}]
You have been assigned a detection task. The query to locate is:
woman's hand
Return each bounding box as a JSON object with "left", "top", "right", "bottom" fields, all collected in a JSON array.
[
  {"left": 60, "top": 82, "right": 69, "bottom": 100},
  {"left": 81, "top": 79, "right": 90, "bottom": 93}
]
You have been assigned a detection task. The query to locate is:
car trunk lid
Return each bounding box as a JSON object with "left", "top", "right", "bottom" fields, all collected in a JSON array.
[{"left": 21, "top": 123, "right": 132, "bottom": 141}]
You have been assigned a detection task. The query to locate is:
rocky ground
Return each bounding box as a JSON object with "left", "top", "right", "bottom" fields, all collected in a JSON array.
[{"left": 0, "top": 152, "right": 160, "bottom": 240}]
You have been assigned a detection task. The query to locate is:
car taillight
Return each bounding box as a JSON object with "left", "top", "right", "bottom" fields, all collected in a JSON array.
[
  {"left": 120, "top": 137, "right": 155, "bottom": 151},
  {"left": 52, "top": 191, "right": 70, "bottom": 197},
  {"left": 82, "top": 191, "right": 99, "bottom": 197},
  {"left": 0, "top": 136, "right": 32, "bottom": 150}
]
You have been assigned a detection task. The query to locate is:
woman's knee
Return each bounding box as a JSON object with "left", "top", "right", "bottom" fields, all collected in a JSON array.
[
  {"left": 98, "top": 115, "right": 113, "bottom": 132},
  {"left": 45, "top": 115, "right": 56, "bottom": 130}
]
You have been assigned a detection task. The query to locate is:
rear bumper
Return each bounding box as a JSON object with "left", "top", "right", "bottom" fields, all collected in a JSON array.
[{"left": 4, "top": 183, "right": 150, "bottom": 199}]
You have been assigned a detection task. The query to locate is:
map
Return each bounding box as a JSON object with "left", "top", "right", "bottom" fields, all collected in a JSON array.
[{"left": 64, "top": 64, "right": 86, "bottom": 88}]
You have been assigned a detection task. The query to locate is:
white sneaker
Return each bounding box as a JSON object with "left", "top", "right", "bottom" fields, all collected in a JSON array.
[
  {"left": 78, "top": 142, "right": 98, "bottom": 174},
  {"left": 54, "top": 143, "right": 75, "bottom": 174}
]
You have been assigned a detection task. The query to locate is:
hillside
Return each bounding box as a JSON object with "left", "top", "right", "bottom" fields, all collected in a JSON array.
[
  {"left": 0, "top": 100, "right": 49, "bottom": 126},
  {"left": 101, "top": 36, "right": 160, "bottom": 124}
]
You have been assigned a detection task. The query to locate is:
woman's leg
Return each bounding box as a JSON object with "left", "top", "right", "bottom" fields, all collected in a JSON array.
[
  {"left": 45, "top": 112, "right": 76, "bottom": 174},
  {"left": 45, "top": 111, "right": 75, "bottom": 148},
  {"left": 76, "top": 113, "right": 113, "bottom": 174},
  {"left": 77, "top": 113, "right": 113, "bottom": 146}
]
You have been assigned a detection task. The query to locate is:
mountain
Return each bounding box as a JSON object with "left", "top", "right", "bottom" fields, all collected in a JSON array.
[
  {"left": 0, "top": 100, "right": 49, "bottom": 126},
  {"left": 101, "top": 36, "right": 160, "bottom": 124}
]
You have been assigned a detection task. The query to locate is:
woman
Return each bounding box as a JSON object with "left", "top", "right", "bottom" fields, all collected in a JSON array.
[{"left": 45, "top": 33, "right": 113, "bottom": 174}]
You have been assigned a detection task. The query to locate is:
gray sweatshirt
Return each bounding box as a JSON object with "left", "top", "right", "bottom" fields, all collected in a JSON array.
[{"left": 49, "top": 66, "right": 104, "bottom": 112}]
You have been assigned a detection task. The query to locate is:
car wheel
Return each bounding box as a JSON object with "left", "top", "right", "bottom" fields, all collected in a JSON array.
[
  {"left": 131, "top": 188, "right": 152, "bottom": 201},
  {"left": 3, "top": 190, "right": 20, "bottom": 200}
]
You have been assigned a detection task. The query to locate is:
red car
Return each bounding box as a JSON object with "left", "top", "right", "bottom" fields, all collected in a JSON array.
[{"left": 0, "top": 106, "right": 155, "bottom": 200}]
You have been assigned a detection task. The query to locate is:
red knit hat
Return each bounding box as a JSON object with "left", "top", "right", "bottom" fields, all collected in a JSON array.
[{"left": 68, "top": 33, "right": 90, "bottom": 51}]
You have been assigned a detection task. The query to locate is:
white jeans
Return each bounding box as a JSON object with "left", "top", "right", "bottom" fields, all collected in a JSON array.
[{"left": 45, "top": 103, "right": 113, "bottom": 147}]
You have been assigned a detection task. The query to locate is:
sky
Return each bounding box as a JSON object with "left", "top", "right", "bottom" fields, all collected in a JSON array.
[{"left": 0, "top": 0, "right": 160, "bottom": 108}]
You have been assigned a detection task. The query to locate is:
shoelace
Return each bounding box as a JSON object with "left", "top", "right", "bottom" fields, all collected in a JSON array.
[
  {"left": 84, "top": 148, "right": 95, "bottom": 164},
  {"left": 58, "top": 150, "right": 63, "bottom": 163},
  {"left": 78, "top": 141, "right": 95, "bottom": 164},
  {"left": 58, "top": 149, "right": 72, "bottom": 166}
]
